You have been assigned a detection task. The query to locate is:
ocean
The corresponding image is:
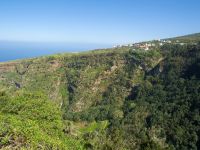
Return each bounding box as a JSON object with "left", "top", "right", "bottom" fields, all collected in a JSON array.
[{"left": 0, "top": 41, "right": 112, "bottom": 62}]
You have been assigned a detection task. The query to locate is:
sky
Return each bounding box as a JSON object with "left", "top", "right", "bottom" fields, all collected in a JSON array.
[{"left": 0, "top": 0, "right": 199, "bottom": 45}]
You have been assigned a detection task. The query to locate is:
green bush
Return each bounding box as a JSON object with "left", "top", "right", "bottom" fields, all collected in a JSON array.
[{"left": 0, "top": 91, "right": 84, "bottom": 149}]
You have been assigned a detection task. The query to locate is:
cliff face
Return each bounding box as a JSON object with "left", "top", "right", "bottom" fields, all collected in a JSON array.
[{"left": 0, "top": 48, "right": 162, "bottom": 112}]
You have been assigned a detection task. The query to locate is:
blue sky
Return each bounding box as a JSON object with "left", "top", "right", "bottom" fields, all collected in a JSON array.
[{"left": 0, "top": 0, "right": 200, "bottom": 45}]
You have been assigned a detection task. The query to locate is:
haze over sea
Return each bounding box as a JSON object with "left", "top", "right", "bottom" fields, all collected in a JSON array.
[{"left": 0, "top": 41, "right": 112, "bottom": 62}]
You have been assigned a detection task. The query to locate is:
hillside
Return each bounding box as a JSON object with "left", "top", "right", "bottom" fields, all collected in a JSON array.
[
  {"left": 0, "top": 34, "right": 200, "bottom": 149},
  {"left": 168, "top": 33, "right": 200, "bottom": 43}
]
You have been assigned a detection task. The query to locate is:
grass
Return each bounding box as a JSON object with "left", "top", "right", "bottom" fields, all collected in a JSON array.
[{"left": 78, "top": 120, "right": 109, "bottom": 134}]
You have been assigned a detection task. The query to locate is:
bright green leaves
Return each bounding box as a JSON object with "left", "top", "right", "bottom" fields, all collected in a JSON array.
[{"left": 0, "top": 92, "right": 84, "bottom": 149}]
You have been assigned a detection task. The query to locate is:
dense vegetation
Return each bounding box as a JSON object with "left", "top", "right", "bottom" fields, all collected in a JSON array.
[
  {"left": 0, "top": 34, "right": 200, "bottom": 149},
  {"left": 0, "top": 91, "right": 84, "bottom": 149}
]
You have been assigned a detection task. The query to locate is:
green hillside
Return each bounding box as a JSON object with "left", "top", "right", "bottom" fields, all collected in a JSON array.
[
  {"left": 0, "top": 34, "right": 200, "bottom": 149},
  {"left": 168, "top": 33, "right": 200, "bottom": 43}
]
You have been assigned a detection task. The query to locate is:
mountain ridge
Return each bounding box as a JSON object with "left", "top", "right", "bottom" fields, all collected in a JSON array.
[{"left": 0, "top": 32, "right": 199, "bottom": 64}]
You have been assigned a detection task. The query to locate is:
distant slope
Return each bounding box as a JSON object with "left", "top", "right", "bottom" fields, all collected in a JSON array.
[{"left": 168, "top": 32, "right": 200, "bottom": 42}]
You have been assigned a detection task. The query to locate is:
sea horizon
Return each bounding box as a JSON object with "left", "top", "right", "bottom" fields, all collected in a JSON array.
[{"left": 0, "top": 41, "right": 113, "bottom": 62}]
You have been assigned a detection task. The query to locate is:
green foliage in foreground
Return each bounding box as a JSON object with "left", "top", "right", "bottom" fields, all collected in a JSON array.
[{"left": 0, "top": 92, "right": 84, "bottom": 149}]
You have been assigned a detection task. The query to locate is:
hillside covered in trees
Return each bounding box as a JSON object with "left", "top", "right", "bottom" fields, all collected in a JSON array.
[{"left": 0, "top": 33, "right": 200, "bottom": 149}]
